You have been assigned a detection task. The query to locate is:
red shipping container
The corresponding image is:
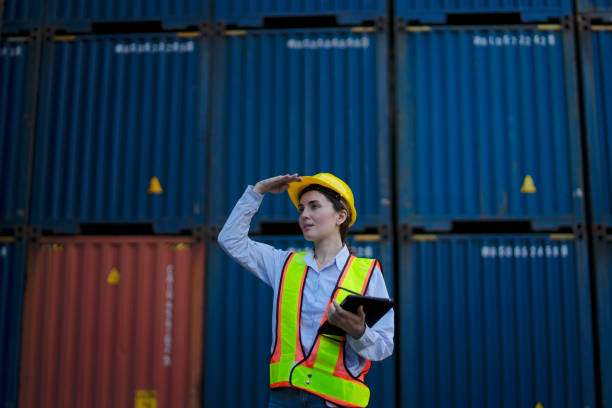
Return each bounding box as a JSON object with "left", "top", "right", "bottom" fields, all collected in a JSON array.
[{"left": 19, "top": 236, "right": 205, "bottom": 408}]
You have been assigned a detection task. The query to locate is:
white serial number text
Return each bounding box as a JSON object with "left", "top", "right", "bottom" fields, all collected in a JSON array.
[
  {"left": 481, "top": 245, "right": 569, "bottom": 259},
  {"left": 473, "top": 34, "right": 556, "bottom": 47},
  {"left": 115, "top": 40, "right": 195, "bottom": 55},
  {"left": 287, "top": 36, "right": 370, "bottom": 50}
]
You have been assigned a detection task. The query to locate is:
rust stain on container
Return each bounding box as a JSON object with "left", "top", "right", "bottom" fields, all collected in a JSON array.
[{"left": 19, "top": 236, "right": 205, "bottom": 408}]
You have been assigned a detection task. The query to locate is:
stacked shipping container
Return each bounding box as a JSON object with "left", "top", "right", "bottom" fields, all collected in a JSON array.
[
  {"left": 1, "top": 1, "right": 215, "bottom": 399},
  {"left": 580, "top": 27, "right": 612, "bottom": 232},
  {"left": 0, "top": 237, "right": 27, "bottom": 408},
  {"left": 1, "top": 0, "right": 211, "bottom": 34},
  {"left": 577, "top": 0, "right": 612, "bottom": 19},
  {"left": 396, "top": 25, "right": 584, "bottom": 231},
  {"left": 208, "top": 28, "right": 391, "bottom": 232},
  {"left": 0, "top": 37, "right": 38, "bottom": 229},
  {"left": 398, "top": 234, "right": 596, "bottom": 408},
  {"left": 214, "top": 0, "right": 386, "bottom": 26},
  {"left": 594, "top": 236, "right": 612, "bottom": 408},
  {"left": 42, "top": 0, "right": 211, "bottom": 31},
  {"left": 394, "top": 0, "right": 601, "bottom": 404},
  {"left": 30, "top": 33, "right": 209, "bottom": 233},
  {"left": 395, "top": 0, "right": 572, "bottom": 23},
  {"left": 1, "top": 0, "right": 42, "bottom": 34},
  {"left": 18, "top": 237, "right": 206, "bottom": 408},
  {"left": 580, "top": 24, "right": 612, "bottom": 407},
  {"left": 1, "top": 0, "right": 610, "bottom": 406}
]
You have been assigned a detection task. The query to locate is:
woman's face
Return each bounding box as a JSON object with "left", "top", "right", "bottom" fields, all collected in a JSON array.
[{"left": 298, "top": 190, "right": 346, "bottom": 242}]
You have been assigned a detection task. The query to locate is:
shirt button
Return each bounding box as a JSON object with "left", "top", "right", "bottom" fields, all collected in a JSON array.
[
  {"left": 308, "top": 373, "right": 312, "bottom": 378},
  {"left": 306, "top": 380, "right": 310, "bottom": 385}
]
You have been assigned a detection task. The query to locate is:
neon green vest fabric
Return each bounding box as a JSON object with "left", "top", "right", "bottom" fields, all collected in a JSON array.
[{"left": 269, "top": 252, "right": 376, "bottom": 407}]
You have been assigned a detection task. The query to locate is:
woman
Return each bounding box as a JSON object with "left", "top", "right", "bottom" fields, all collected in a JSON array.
[{"left": 218, "top": 173, "right": 394, "bottom": 408}]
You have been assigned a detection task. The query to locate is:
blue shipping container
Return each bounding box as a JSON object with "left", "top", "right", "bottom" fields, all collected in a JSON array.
[
  {"left": 594, "top": 236, "right": 612, "bottom": 408},
  {"left": 43, "top": 0, "right": 210, "bottom": 32},
  {"left": 0, "top": 237, "right": 27, "bottom": 408},
  {"left": 396, "top": 26, "right": 584, "bottom": 231},
  {"left": 31, "top": 33, "right": 209, "bottom": 233},
  {"left": 398, "top": 234, "right": 595, "bottom": 408},
  {"left": 0, "top": 38, "right": 36, "bottom": 229},
  {"left": 204, "top": 235, "right": 395, "bottom": 408},
  {"left": 215, "top": 0, "right": 386, "bottom": 27},
  {"left": 209, "top": 28, "right": 391, "bottom": 232},
  {"left": 1, "top": 0, "right": 42, "bottom": 34},
  {"left": 580, "top": 27, "right": 612, "bottom": 230},
  {"left": 395, "top": 0, "right": 572, "bottom": 23},
  {"left": 577, "top": 0, "right": 612, "bottom": 18}
]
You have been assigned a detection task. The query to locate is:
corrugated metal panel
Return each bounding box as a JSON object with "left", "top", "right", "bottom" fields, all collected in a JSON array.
[
  {"left": 19, "top": 236, "right": 205, "bottom": 408},
  {"left": 594, "top": 236, "right": 612, "bottom": 408},
  {"left": 580, "top": 28, "right": 612, "bottom": 229},
  {"left": 0, "top": 38, "right": 36, "bottom": 228},
  {"left": 204, "top": 235, "right": 395, "bottom": 407},
  {"left": 577, "top": 0, "right": 612, "bottom": 17},
  {"left": 44, "top": 0, "right": 210, "bottom": 32},
  {"left": 31, "top": 33, "right": 209, "bottom": 233},
  {"left": 0, "top": 237, "right": 27, "bottom": 408},
  {"left": 399, "top": 234, "right": 595, "bottom": 408},
  {"left": 209, "top": 29, "right": 390, "bottom": 232},
  {"left": 395, "top": 0, "right": 571, "bottom": 23},
  {"left": 1, "top": 0, "right": 42, "bottom": 33},
  {"left": 214, "top": 1, "right": 385, "bottom": 27},
  {"left": 396, "top": 26, "right": 584, "bottom": 230}
]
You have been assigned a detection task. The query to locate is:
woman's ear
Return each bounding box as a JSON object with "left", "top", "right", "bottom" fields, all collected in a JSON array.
[{"left": 337, "top": 209, "right": 348, "bottom": 225}]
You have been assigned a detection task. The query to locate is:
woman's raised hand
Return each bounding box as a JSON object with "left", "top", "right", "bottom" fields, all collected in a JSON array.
[{"left": 253, "top": 174, "right": 302, "bottom": 195}]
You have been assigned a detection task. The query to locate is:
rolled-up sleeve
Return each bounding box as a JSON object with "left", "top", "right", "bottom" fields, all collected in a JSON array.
[
  {"left": 217, "top": 186, "right": 290, "bottom": 288},
  {"left": 346, "top": 265, "right": 394, "bottom": 361}
]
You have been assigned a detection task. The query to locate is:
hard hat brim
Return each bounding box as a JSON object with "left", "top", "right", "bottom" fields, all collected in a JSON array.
[{"left": 287, "top": 176, "right": 356, "bottom": 227}]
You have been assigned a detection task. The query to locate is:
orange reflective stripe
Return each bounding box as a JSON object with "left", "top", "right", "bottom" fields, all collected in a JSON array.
[
  {"left": 300, "top": 335, "right": 319, "bottom": 370},
  {"left": 358, "top": 360, "right": 372, "bottom": 381},
  {"left": 359, "top": 260, "right": 377, "bottom": 294},
  {"left": 270, "top": 381, "right": 291, "bottom": 389},
  {"left": 332, "top": 340, "right": 355, "bottom": 381}
]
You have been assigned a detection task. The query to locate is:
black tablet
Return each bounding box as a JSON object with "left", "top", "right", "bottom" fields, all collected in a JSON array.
[{"left": 319, "top": 295, "right": 395, "bottom": 336}]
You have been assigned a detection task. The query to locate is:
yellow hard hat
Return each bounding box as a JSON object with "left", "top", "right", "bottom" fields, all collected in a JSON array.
[{"left": 287, "top": 173, "right": 357, "bottom": 227}]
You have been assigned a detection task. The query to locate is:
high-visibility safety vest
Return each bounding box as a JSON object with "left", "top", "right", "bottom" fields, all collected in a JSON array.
[{"left": 269, "top": 252, "right": 379, "bottom": 407}]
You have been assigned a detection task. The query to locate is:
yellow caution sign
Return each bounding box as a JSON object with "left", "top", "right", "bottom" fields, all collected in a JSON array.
[
  {"left": 106, "top": 267, "right": 120, "bottom": 285},
  {"left": 135, "top": 390, "right": 157, "bottom": 408},
  {"left": 169, "top": 242, "right": 190, "bottom": 251},
  {"left": 148, "top": 177, "right": 163, "bottom": 194},
  {"left": 535, "top": 402, "right": 543, "bottom": 408},
  {"left": 521, "top": 175, "right": 537, "bottom": 194}
]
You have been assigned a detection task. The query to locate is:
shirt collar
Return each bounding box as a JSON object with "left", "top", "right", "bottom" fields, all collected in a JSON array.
[{"left": 304, "top": 244, "right": 350, "bottom": 272}]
